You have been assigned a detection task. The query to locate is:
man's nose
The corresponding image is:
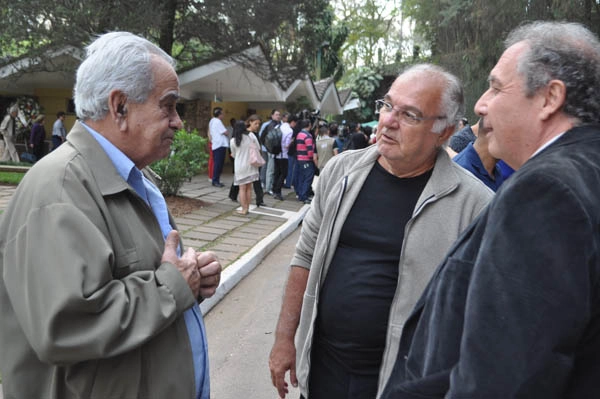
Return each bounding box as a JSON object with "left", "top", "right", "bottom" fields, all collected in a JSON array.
[{"left": 171, "top": 112, "right": 183, "bottom": 130}]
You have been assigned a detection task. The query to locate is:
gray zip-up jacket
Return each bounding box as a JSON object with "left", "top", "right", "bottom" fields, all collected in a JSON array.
[{"left": 290, "top": 144, "right": 493, "bottom": 398}]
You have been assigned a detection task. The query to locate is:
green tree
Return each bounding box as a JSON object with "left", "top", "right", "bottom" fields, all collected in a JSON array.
[
  {"left": 342, "top": 66, "right": 383, "bottom": 121},
  {"left": 0, "top": 0, "right": 332, "bottom": 88},
  {"left": 334, "top": 0, "right": 403, "bottom": 70},
  {"left": 403, "top": 0, "right": 600, "bottom": 120}
]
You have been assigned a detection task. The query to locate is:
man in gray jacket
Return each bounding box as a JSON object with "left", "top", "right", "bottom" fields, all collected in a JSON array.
[
  {"left": 269, "top": 64, "right": 493, "bottom": 399},
  {"left": 0, "top": 32, "right": 221, "bottom": 399}
]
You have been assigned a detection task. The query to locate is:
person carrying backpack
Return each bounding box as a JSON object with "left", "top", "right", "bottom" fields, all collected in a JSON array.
[{"left": 258, "top": 109, "right": 281, "bottom": 194}]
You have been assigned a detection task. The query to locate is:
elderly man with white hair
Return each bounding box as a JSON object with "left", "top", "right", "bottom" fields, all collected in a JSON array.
[
  {"left": 0, "top": 104, "right": 21, "bottom": 162},
  {"left": 0, "top": 32, "right": 221, "bottom": 399}
]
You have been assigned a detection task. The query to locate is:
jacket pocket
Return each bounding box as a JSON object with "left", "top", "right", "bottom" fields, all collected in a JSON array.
[
  {"left": 296, "top": 292, "right": 317, "bottom": 390},
  {"left": 112, "top": 248, "right": 141, "bottom": 279}
]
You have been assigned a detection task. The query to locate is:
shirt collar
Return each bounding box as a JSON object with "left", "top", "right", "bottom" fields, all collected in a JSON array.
[
  {"left": 530, "top": 132, "right": 566, "bottom": 160},
  {"left": 80, "top": 122, "right": 137, "bottom": 184}
]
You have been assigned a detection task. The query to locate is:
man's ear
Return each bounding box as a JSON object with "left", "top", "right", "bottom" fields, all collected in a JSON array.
[
  {"left": 541, "top": 79, "right": 567, "bottom": 121},
  {"left": 108, "top": 90, "right": 128, "bottom": 130},
  {"left": 438, "top": 124, "right": 455, "bottom": 145}
]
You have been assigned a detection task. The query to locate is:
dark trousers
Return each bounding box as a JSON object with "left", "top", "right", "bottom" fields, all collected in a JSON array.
[
  {"left": 32, "top": 144, "right": 44, "bottom": 161},
  {"left": 51, "top": 136, "right": 63, "bottom": 151},
  {"left": 212, "top": 146, "right": 227, "bottom": 184},
  {"left": 307, "top": 344, "right": 379, "bottom": 399},
  {"left": 296, "top": 161, "right": 314, "bottom": 201},
  {"left": 287, "top": 156, "right": 297, "bottom": 188},
  {"left": 272, "top": 158, "right": 288, "bottom": 194},
  {"left": 229, "top": 180, "right": 264, "bottom": 206}
]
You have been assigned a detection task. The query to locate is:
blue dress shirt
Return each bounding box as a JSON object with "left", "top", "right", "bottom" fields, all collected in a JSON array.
[
  {"left": 82, "top": 123, "right": 209, "bottom": 398},
  {"left": 454, "top": 142, "right": 504, "bottom": 192}
]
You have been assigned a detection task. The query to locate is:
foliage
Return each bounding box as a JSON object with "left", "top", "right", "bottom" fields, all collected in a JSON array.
[
  {"left": 150, "top": 127, "right": 208, "bottom": 196},
  {"left": 333, "top": 0, "right": 403, "bottom": 71},
  {"left": 402, "top": 0, "right": 600, "bottom": 120},
  {"left": 0, "top": 171, "right": 26, "bottom": 185},
  {"left": 0, "top": 0, "right": 333, "bottom": 89},
  {"left": 307, "top": 6, "right": 348, "bottom": 82},
  {"left": 342, "top": 67, "right": 383, "bottom": 121}
]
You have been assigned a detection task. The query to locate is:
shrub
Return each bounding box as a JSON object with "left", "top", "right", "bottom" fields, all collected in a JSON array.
[{"left": 150, "top": 128, "right": 208, "bottom": 195}]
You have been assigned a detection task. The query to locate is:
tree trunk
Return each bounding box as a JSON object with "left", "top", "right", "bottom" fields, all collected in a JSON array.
[{"left": 158, "top": 0, "right": 178, "bottom": 55}]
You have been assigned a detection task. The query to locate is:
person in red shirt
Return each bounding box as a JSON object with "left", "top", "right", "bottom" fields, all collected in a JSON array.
[{"left": 294, "top": 119, "right": 315, "bottom": 204}]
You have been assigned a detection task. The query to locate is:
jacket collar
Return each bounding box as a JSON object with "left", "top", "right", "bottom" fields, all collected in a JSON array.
[
  {"left": 419, "top": 149, "right": 462, "bottom": 202},
  {"left": 66, "top": 121, "right": 131, "bottom": 196},
  {"left": 538, "top": 124, "right": 600, "bottom": 154},
  {"left": 349, "top": 144, "right": 461, "bottom": 204}
]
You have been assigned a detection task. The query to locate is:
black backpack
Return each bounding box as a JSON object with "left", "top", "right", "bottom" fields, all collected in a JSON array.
[{"left": 264, "top": 125, "right": 283, "bottom": 155}]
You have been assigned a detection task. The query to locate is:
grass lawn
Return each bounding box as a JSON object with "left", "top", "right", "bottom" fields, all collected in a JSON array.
[
  {"left": 0, "top": 171, "right": 25, "bottom": 185},
  {"left": 0, "top": 161, "right": 32, "bottom": 167}
]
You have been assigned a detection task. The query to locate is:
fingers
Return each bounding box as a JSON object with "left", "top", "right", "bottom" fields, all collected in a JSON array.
[
  {"left": 161, "top": 230, "right": 180, "bottom": 264},
  {"left": 196, "top": 251, "right": 222, "bottom": 298},
  {"left": 290, "top": 364, "right": 298, "bottom": 388},
  {"left": 269, "top": 341, "right": 296, "bottom": 398},
  {"left": 196, "top": 251, "right": 220, "bottom": 273},
  {"left": 276, "top": 377, "right": 289, "bottom": 398},
  {"left": 162, "top": 233, "right": 202, "bottom": 297}
]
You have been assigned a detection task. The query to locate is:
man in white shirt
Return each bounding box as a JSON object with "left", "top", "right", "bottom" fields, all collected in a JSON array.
[
  {"left": 272, "top": 113, "right": 296, "bottom": 200},
  {"left": 209, "top": 107, "right": 229, "bottom": 187},
  {"left": 51, "top": 111, "right": 67, "bottom": 151}
]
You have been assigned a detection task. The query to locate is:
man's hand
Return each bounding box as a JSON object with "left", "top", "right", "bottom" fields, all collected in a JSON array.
[
  {"left": 269, "top": 266, "right": 308, "bottom": 398},
  {"left": 196, "top": 251, "right": 222, "bottom": 298},
  {"left": 162, "top": 230, "right": 201, "bottom": 297},
  {"left": 269, "top": 338, "right": 298, "bottom": 398}
]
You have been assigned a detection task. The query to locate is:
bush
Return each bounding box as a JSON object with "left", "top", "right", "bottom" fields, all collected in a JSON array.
[{"left": 150, "top": 128, "right": 209, "bottom": 196}]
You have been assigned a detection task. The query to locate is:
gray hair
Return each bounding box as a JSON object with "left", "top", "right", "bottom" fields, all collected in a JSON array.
[
  {"left": 506, "top": 21, "right": 600, "bottom": 124},
  {"left": 400, "top": 63, "right": 465, "bottom": 134},
  {"left": 74, "top": 31, "right": 175, "bottom": 121}
]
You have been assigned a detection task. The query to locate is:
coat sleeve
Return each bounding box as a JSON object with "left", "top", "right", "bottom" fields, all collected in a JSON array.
[
  {"left": 2, "top": 202, "right": 196, "bottom": 365},
  {"left": 448, "top": 173, "right": 595, "bottom": 397},
  {"left": 0, "top": 115, "right": 9, "bottom": 134}
]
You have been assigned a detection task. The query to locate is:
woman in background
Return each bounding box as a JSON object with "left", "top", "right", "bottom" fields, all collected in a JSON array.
[
  {"left": 29, "top": 114, "right": 46, "bottom": 161},
  {"left": 230, "top": 115, "right": 262, "bottom": 214}
]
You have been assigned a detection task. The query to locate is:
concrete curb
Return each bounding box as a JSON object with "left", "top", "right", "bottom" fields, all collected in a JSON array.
[{"left": 200, "top": 204, "right": 310, "bottom": 315}]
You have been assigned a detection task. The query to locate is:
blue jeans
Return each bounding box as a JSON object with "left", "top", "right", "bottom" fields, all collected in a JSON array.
[
  {"left": 286, "top": 157, "right": 297, "bottom": 188},
  {"left": 51, "top": 136, "right": 63, "bottom": 151},
  {"left": 296, "top": 161, "right": 314, "bottom": 201},
  {"left": 212, "top": 146, "right": 227, "bottom": 184}
]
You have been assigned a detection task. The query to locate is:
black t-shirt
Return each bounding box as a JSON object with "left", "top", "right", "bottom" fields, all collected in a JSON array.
[{"left": 314, "top": 162, "right": 432, "bottom": 376}]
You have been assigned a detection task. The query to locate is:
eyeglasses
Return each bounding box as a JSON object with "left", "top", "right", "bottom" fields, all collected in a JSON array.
[{"left": 375, "top": 99, "right": 446, "bottom": 126}]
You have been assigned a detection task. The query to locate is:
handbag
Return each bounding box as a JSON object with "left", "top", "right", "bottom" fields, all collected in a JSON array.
[{"left": 249, "top": 141, "right": 265, "bottom": 167}]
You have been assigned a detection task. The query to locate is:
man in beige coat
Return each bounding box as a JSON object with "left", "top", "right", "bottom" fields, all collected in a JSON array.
[{"left": 0, "top": 32, "right": 221, "bottom": 399}]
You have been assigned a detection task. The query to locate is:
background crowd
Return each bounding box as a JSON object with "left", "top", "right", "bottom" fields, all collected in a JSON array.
[{"left": 213, "top": 100, "right": 513, "bottom": 209}]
